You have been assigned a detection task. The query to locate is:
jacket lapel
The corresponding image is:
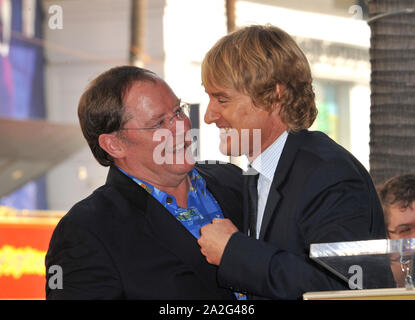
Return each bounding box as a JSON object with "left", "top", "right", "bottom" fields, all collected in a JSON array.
[
  {"left": 106, "top": 166, "right": 235, "bottom": 299},
  {"left": 198, "top": 167, "right": 243, "bottom": 231},
  {"left": 259, "top": 188, "right": 281, "bottom": 239},
  {"left": 144, "top": 195, "right": 234, "bottom": 298},
  {"left": 258, "top": 130, "right": 307, "bottom": 239}
]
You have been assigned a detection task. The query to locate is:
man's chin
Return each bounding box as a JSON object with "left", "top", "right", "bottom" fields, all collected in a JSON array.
[
  {"left": 170, "top": 161, "right": 195, "bottom": 175},
  {"left": 167, "top": 151, "right": 196, "bottom": 170}
]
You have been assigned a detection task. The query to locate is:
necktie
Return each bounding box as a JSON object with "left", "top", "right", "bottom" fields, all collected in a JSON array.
[{"left": 247, "top": 170, "right": 259, "bottom": 238}]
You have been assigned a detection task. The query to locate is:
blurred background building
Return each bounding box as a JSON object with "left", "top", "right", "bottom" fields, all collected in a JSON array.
[
  {"left": 0, "top": 0, "right": 372, "bottom": 298},
  {"left": 1, "top": 0, "right": 372, "bottom": 212}
]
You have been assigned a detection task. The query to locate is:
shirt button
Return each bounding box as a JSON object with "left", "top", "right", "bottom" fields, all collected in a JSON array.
[{"left": 166, "top": 197, "right": 173, "bottom": 204}]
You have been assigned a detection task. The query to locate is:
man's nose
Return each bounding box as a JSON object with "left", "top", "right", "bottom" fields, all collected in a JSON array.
[
  {"left": 204, "top": 102, "right": 221, "bottom": 124},
  {"left": 171, "top": 115, "right": 192, "bottom": 138}
]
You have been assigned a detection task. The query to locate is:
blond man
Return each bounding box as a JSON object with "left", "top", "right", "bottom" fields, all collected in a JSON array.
[{"left": 198, "top": 25, "right": 390, "bottom": 299}]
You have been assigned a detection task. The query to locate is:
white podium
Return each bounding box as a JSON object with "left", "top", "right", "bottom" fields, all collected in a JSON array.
[{"left": 304, "top": 238, "right": 415, "bottom": 300}]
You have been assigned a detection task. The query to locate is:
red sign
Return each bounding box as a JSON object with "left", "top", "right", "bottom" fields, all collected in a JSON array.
[{"left": 0, "top": 215, "right": 60, "bottom": 299}]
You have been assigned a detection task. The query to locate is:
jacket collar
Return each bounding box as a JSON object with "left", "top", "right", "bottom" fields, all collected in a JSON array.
[{"left": 243, "top": 130, "right": 308, "bottom": 238}]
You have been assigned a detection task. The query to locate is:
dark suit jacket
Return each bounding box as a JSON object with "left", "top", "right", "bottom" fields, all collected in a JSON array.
[
  {"left": 45, "top": 163, "right": 243, "bottom": 299},
  {"left": 217, "top": 130, "right": 391, "bottom": 300}
]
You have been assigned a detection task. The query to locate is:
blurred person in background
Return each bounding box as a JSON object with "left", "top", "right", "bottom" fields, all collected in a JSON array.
[
  {"left": 378, "top": 174, "right": 415, "bottom": 287},
  {"left": 197, "top": 24, "right": 391, "bottom": 299},
  {"left": 378, "top": 174, "right": 415, "bottom": 240},
  {"left": 45, "top": 66, "right": 243, "bottom": 299}
]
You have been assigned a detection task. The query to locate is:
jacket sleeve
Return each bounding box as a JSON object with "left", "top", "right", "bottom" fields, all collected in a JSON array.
[
  {"left": 217, "top": 160, "right": 391, "bottom": 299},
  {"left": 45, "top": 214, "right": 123, "bottom": 299}
]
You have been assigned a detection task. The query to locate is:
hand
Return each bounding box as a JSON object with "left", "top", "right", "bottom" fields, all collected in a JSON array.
[{"left": 198, "top": 218, "right": 238, "bottom": 266}]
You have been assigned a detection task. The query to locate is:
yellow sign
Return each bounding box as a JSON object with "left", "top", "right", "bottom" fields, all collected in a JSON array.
[{"left": 0, "top": 245, "right": 46, "bottom": 279}]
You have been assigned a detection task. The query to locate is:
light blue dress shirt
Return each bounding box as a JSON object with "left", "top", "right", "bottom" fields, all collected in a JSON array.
[{"left": 251, "top": 131, "right": 288, "bottom": 239}]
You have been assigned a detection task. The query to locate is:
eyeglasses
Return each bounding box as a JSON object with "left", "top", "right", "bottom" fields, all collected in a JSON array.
[
  {"left": 120, "top": 100, "right": 190, "bottom": 131},
  {"left": 387, "top": 224, "right": 415, "bottom": 238}
]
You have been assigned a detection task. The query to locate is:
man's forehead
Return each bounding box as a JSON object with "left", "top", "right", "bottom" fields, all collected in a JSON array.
[
  {"left": 390, "top": 200, "right": 415, "bottom": 210},
  {"left": 124, "top": 79, "right": 159, "bottom": 101},
  {"left": 204, "top": 83, "right": 233, "bottom": 96},
  {"left": 124, "top": 80, "right": 176, "bottom": 109},
  {"left": 205, "top": 84, "right": 252, "bottom": 102},
  {"left": 389, "top": 203, "right": 415, "bottom": 223},
  {"left": 123, "top": 83, "right": 179, "bottom": 125}
]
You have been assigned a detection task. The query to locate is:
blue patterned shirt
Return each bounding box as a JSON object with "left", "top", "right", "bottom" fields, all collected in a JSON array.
[
  {"left": 118, "top": 167, "right": 223, "bottom": 238},
  {"left": 117, "top": 167, "right": 246, "bottom": 300}
]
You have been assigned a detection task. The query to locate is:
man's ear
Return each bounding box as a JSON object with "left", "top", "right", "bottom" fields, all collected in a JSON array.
[
  {"left": 276, "top": 83, "right": 283, "bottom": 100},
  {"left": 98, "top": 133, "right": 126, "bottom": 160},
  {"left": 270, "top": 83, "right": 284, "bottom": 115}
]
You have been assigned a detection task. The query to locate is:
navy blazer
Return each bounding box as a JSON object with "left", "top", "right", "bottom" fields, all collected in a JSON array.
[
  {"left": 45, "top": 163, "right": 243, "bottom": 299},
  {"left": 217, "top": 130, "right": 392, "bottom": 299}
]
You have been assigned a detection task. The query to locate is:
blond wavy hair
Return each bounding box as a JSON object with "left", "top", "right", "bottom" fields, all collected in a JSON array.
[{"left": 201, "top": 24, "right": 317, "bottom": 131}]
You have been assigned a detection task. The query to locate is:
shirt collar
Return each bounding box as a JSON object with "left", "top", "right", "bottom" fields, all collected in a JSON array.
[
  {"left": 116, "top": 167, "right": 206, "bottom": 203},
  {"left": 189, "top": 169, "right": 207, "bottom": 194},
  {"left": 251, "top": 130, "right": 288, "bottom": 181}
]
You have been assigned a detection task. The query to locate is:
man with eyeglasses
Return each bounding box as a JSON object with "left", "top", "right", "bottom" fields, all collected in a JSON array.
[
  {"left": 378, "top": 174, "right": 415, "bottom": 287},
  {"left": 378, "top": 174, "right": 415, "bottom": 240},
  {"left": 45, "top": 66, "right": 243, "bottom": 299}
]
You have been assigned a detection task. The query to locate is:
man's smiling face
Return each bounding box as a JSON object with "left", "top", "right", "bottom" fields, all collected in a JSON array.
[
  {"left": 203, "top": 83, "right": 280, "bottom": 160},
  {"left": 114, "top": 79, "right": 195, "bottom": 185}
]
